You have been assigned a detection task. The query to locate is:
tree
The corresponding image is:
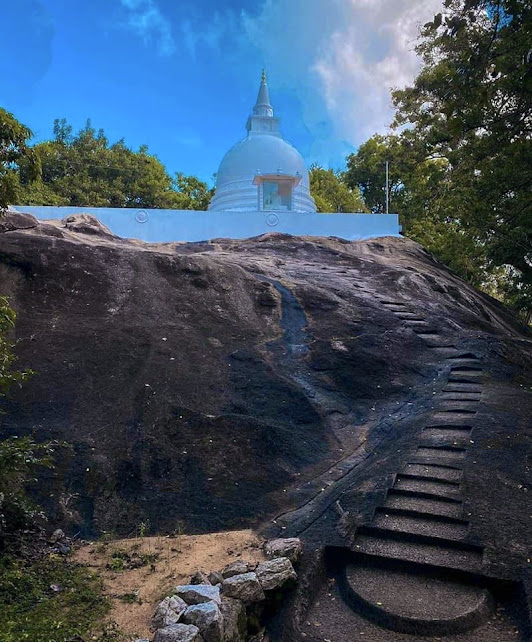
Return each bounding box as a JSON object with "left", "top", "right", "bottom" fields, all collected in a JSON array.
[
  {"left": 0, "top": 109, "right": 39, "bottom": 213},
  {"left": 17, "top": 118, "right": 213, "bottom": 211},
  {"left": 309, "top": 164, "right": 367, "bottom": 213},
  {"left": 0, "top": 296, "right": 59, "bottom": 537},
  {"left": 390, "top": 0, "right": 532, "bottom": 317},
  {"left": 172, "top": 173, "right": 213, "bottom": 210}
]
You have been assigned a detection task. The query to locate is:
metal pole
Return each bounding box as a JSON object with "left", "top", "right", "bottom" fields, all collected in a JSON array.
[{"left": 385, "top": 161, "right": 389, "bottom": 214}]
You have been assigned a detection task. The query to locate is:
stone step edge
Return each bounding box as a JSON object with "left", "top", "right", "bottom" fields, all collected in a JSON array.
[
  {"left": 355, "top": 525, "right": 483, "bottom": 554},
  {"left": 339, "top": 563, "right": 492, "bottom": 636}
]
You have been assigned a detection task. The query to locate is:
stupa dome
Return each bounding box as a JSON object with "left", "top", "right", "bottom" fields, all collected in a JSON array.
[{"left": 209, "top": 71, "right": 316, "bottom": 213}]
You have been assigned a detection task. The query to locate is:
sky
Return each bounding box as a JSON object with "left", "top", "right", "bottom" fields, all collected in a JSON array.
[{"left": 1, "top": 0, "right": 443, "bottom": 185}]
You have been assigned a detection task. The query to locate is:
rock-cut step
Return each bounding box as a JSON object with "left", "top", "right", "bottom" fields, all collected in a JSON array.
[
  {"left": 380, "top": 300, "right": 408, "bottom": 306},
  {"left": 447, "top": 352, "right": 480, "bottom": 361},
  {"left": 440, "top": 392, "right": 482, "bottom": 401},
  {"left": 416, "top": 445, "right": 467, "bottom": 460},
  {"left": 372, "top": 507, "right": 469, "bottom": 541},
  {"left": 422, "top": 425, "right": 473, "bottom": 446},
  {"left": 395, "top": 313, "right": 425, "bottom": 320},
  {"left": 343, "top": 562, "right": 492, "bottom": 635},
  {"left": 393, "top": 473, "right": 461, "bottom": 498},
  {"left": 447, "top": 372, "right": 482, "bottom": 386},
  {"left": 443, "top": 382, "right": 483, "bottom": 392},
  {"left": 351, "top": 528, "right": 483, "bottom": 573},
  {"left": 402, "top": 462, "right": 463, "bottom": 481},
  {"left": 416, "top": 333, "right": 455, "bottom": 347},
  {"left": 384, "top": 489, "right": 464, "bottom": 519}
]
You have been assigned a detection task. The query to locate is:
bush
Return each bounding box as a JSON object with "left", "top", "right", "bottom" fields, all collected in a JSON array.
[{"left": 0, "top": 554, "right": 110, "bottom": 642}]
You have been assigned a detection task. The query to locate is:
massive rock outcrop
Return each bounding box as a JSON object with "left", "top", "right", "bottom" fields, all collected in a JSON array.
[{"left": 0, "top": 212, "right": 529, "bottom": 550}]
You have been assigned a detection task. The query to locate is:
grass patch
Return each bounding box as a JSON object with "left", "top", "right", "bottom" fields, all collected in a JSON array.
[
  {"left": 106, "top": 549, "right": 160, "bottom": 572},
  {"left": 0, "top": 553, "right": 112, "bottom": 642}
]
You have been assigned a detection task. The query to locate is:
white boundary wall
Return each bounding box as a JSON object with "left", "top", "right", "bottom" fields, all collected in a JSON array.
[{"left": 12, "top": 206, "right": 401, "bottom": 243}]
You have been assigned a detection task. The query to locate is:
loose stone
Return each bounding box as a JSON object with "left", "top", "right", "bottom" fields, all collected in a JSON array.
[
  {"left": 182, "top": 602, "right": 224, "bottom": 642},
  {"left": 221, "top": 572, "right": 265, "bottom": 603},
  {"left": 190, "top": 570, "right": 212, "bottom": 585},
  {"left": 153, "top": 623, "right": 204, "bottom": 642},
  {"left": 174, "top": 584, "right": 221, "bottom": 606},
  {"left": 219, "top": 596, "right": 247, "bottom": 642},
  {"left": 152, "top": 595, "right": 188, "bottom": 630},
  {"left": 221, "top": 560, "right": 253, "bottom": 578},
  {"left": 255, "top": 557, "right": 297, "bottom": 591},
  {"left": 264, "top": 537, "right": 302, "bottom": 563},
  {"left": 208, "top": 571, "right": 224, "bottom": 586}
]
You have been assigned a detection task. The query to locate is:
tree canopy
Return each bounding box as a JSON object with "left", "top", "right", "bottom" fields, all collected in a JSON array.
[
  {"left": 346, "top": 0, "right": 531, "bottom": 319},
  {"left": 309, "top": 165, "right": 367, "bottom": 213},
  {"left": 0, "top": 109, "right": 39, "bottom": 213},
  {"left": 18, "top": 118, "right": 213, "bottom": 211}
]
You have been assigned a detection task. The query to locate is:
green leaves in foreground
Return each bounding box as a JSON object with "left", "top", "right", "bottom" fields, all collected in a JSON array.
[{"left": 0, "top": 554, "right": 110, "bottom": 642}]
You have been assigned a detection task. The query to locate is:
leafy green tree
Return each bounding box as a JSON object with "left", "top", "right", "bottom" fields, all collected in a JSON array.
[
  {"left": 0, "top": 296, "right": 59, "bottom": 538},
  {"left": 390, "top": 0, "right": 532, "bottom": 318},
  {"left": 18, "top": 118, "right": 213, "bottom": 211},
  {"left": 0, "top": 109, "right": 39, "bottom": 213},
  {"left": 0, "top": 296, "right": 32, "bottom": 396},
  {"left": 309, "top": 164, "right": 367, "bottom": 212},
  {"left": 172, "top": 172, "right": 214, "bottom": 210}
]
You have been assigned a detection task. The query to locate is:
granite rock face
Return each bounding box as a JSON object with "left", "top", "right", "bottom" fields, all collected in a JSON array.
[{"left": 0, "top": 211, "right": 529, "bottom": 554}]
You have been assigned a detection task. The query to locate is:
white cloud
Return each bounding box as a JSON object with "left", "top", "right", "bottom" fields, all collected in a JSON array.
[
  {"left": 241, "top": 0, "right": 443, "bottom": 164},
  {"left": 120, "top": 0, "right": 175, "bottom": 56},
  {"left": 180, "top": 9, "right": 241, "bottom": 59}
]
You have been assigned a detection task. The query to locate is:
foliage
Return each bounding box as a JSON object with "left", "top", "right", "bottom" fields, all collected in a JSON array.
[
  {"left": 0, "top": 554, "right": 111, "bottom": 642},
  {"left": 0, "top": 109, "right": 39, "bottom": 213},
  {"left": 0, "top": 296, "right": 33, "bottom": 396},
  {"left": 0, "top": 296, "right": 60, "bottom": 536},
  {"left": 346, "top": 0, "right": 532, "bottom": 319},
  {"left": 346, "top": 134, "right": 487, "bottom": 285},
  {"left": 0, "top": 436, "right": 59, "bottom": 536},
  {"left": 173, "top": 172, "right": 214, "bottom": 211},
  {"left": 17, "top": 118, "right": 213, "bottom": 210},
  {"left": 309, "top": 164, "right": 367, "bottom": 213},
  {"left": 393, "top": 0, "right": 532, "bottom": 317}
]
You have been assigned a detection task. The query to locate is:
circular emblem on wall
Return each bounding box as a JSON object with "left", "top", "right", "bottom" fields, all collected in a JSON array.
[
  {"left": 135, "top": 210, "right": 149, "bottom": 223},
  {"left": 265, "top": 213, "right": 279, "bottom": 227}
]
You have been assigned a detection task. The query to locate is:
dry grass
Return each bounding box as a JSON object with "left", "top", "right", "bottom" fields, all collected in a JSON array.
[{"left": 73, "top": 529, "right": 265, "bottom": 640}]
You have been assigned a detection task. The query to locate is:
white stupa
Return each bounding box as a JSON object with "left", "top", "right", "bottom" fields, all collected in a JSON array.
[{"left": 209, "top": 70, "right": 316, "bottom": 213}]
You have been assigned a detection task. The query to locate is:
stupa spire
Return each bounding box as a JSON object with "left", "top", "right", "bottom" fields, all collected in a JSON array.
[{"left": 253, "top": 69, "right": 273, "bottom": 117}]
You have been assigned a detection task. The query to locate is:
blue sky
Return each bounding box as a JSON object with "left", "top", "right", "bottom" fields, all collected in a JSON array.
[{"left": 1, "top": 0, "right": 442, "bottom": 186}]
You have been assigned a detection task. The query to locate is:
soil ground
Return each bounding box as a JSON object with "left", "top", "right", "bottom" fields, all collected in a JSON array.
[{"left": 73, "top": 529, "right": 265, "bottom": 639}]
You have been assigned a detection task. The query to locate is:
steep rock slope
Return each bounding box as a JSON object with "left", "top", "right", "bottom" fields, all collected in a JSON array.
[{"left": 0, "top": 212, "right": 529, "bottom": 550}]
